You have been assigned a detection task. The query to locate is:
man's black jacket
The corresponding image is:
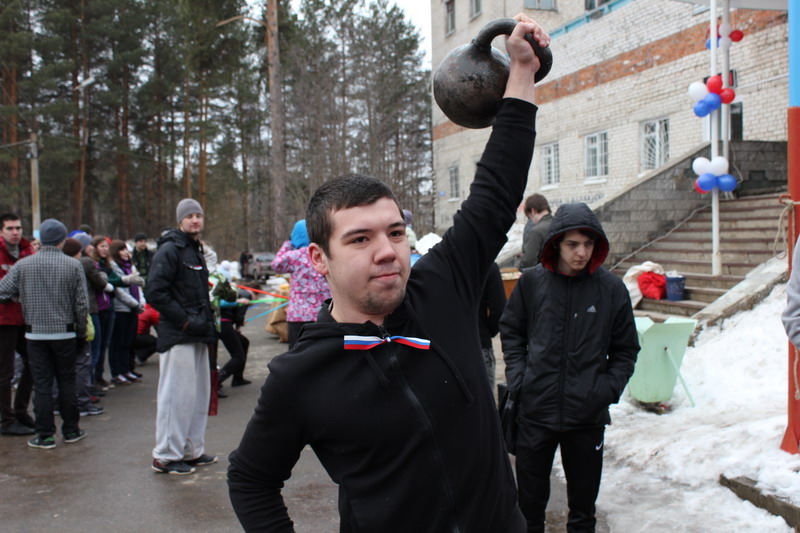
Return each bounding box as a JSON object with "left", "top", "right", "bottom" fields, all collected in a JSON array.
[
  {"left": 500, "top": 203, "right": 640, "bottom": 430},
  {"left": 227, "top": 99, "right": 538, "bottom": 533},
  {"left": 145, "top": 229, "right": 216, "bottom": 352}
]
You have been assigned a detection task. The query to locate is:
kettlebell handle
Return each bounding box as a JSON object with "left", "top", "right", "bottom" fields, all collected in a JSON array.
[{"left": 473, "top": 18, "right": 553, "bottom": 83}]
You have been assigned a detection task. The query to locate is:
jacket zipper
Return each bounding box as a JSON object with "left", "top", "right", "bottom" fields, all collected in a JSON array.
[
  {"left": 557, "top": 277, "right": 573, "bottom": 431},
  {"left": 378, "top": 325, "right": 461, "bottom": 533}
]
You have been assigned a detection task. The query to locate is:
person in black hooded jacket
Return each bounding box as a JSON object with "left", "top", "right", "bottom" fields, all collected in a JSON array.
[
  {"left": 227, "top": 15, "right": 550, "bottom": 533},
  {"left": 145, "top": 198, "right": 218, "bottom": 476},
  {"left": 499, "top": 202, "right": 639, "bottom": 533}
]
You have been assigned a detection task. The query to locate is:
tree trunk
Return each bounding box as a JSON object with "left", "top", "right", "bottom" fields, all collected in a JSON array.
[
  {"left": 183, "top": 75, "right": 192, "bottom": 197},
  {"left": 266, "top": 0, "right": 286, "bottom": 248}
]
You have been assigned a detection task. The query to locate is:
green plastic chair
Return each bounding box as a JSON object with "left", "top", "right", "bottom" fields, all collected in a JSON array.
[{"left": 628, "top": 316, "right": 697, "bottom": 406}]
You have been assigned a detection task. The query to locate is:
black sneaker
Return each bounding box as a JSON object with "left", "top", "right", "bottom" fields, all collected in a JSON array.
[
  {"left": 28, "top": 435, "right": 56, "bottom": 449},
  {"left": 231, "top": 378, "right": 252, "bottom": 387},
  {"left": 185, "top": 454, "right": 218, "bottom": 467},
  {"left": 64, "top": 429, "right": 87, "bottom": 443},
  {"left": 152, "top": 459, "right": 195, "bottom": 475},
  {"left": 1, "top": 422, "right": 35, "bottom": 436},
  {"left": 80, "top": 406, "right": 105, "bottom": 417}
]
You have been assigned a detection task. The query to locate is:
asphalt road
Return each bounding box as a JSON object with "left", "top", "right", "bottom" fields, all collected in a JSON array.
[{"left": 0, "top": 316, "right": 602, "bottom": 533}]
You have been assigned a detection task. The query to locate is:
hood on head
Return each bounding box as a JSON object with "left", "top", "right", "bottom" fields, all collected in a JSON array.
[{"left": 539, "top": 203, "right": 609, "bottom": 275}]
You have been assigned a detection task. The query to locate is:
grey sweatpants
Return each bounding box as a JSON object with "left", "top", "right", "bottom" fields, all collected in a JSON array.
[{"left": 152, "top": 343, "right": 210, "bottom": 462}]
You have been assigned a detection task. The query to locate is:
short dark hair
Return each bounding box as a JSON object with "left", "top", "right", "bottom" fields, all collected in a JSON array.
[
  {"left": 552, "top": 228, "right": 597, "bottom": 249},
  {"left": 78, "top": 224, "right": 93, "bottom": 235},
  {"left": 306, "top": 174, "right": 401, "bottom": 256},
  {"left": 524, "top": 194, "right": 550, "bottom": 216},
  {"left": 134, "top": 232, "right": 147, "bottom": 242},
  {"left": 0, "top": 213, "right": 21, "bottom": 228}
]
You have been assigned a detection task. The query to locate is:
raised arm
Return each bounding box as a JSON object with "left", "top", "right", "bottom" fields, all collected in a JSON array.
[{"left": 503, "top": 15, "right": 549, "bottom": 104}]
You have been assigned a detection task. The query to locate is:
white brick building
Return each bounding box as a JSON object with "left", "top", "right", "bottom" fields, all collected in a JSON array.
[{"left": 430, "top": 0, "right": 789, "bottom": 233}]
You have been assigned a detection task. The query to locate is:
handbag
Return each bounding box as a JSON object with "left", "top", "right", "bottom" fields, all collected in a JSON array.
[{"left": 498, "top": 383, "right": 520, "bottom": 455}]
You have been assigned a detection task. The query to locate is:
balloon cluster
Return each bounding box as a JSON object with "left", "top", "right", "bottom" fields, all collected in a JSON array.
[
  {"left": 705, "top": 23, "right": 744, "bottom": 50},
  {"left": 692, "top": 156, "right": 737, "bottom": 194},
  {"left": 688, "top": 75, "right": 736, "bottom": 117}
]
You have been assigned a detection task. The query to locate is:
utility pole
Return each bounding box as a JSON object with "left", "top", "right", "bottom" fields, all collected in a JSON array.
[{"left": 29, "top": 132, "right": 40, "bottom": 231}]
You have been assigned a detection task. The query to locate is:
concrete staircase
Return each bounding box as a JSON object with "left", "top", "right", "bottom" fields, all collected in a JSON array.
[{"left": 611, "top": 192, "right": 787, "bottom": 320}]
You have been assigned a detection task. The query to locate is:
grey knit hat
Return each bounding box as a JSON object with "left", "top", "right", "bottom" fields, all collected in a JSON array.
[
  {"left": 176, "top": 198, "right": 203, "bottom": 224},
  {"left": 39, "top": 218, "right": 68, "bottom": 246},
  {"left": 74, "top": 232, "right": 92, "bottom": 252}
]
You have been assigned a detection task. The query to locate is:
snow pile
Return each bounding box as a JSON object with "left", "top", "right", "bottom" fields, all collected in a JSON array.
[{"left": 591, "top": 283, "right": 799, "bottom": 532}]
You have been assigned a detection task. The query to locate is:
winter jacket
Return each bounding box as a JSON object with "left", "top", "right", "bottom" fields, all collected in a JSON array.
[
  {"left": 132, "top": 247, "right": 154, "bottom": 283},
  {"left": 0, "top": 246, "right": 89, "bottom": 339},
  {"left": 111, "top": 260, "right": 142, "bottom": 313},
  {"left": 500, "top": 203, "right": 640, "bottom": 431},
  {"left": 221, "top": 287, "right": 252, "bottom": 327},
  {"left": 519, "top": 213, "right": 552, "bottom": 268},
  {"left": 145, "top": 229, "right": 216, "bottom": 352},
  {"left": 227, "top": 98, "right": 537, "bottom": 533},
  {"left": 80, "top": 255, "right": 109, "bottom": 315},
  {"left": 271, "top": 241, "right": 331, "bottom": 322},
  {"left": 137, "top": 303, "right": 159, "bottom": 335},
  {"left": 0, "top": 237, "right": 35, "bottom": 325}
]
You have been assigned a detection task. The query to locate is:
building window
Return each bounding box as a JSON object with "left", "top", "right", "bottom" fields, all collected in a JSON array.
[
  {"left": 585, "top": 0, "right": 611, "bottom": 10},
  {"left": 584, "top": 131, "right": 608, "bottom": 180},
  {"left": 445, "top": 0, "right": 455, "bottom": 35},
  {"left": 524, "top": 0, "right": 556, "bottom": 9},
  {"left": 541, "top": 142, "right": 560, "bottom": 186},
  {"left": 641, "top": 118, "right": 669, "bottom": 171},
  {"left": 448, "top": 165, "right": 460, "bottom": 199},
  {"left": 470, "top": 0, "right": 481, "bottom": 18}
]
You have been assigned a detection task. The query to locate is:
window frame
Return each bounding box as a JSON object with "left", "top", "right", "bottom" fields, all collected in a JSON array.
[
  {"left": 584, "top": 131, "right": 609, "bottom": 183},
  {"left": 540, "top": 141, "right": 560, "bottom": 188},
  {"left": 445, "top": 0, "right": 456, "bottom": 35},
  {"left": 448, "top": 164, "right": 460, "bottom": 200},
  {"left": 524, "top": 0, "right": 556, "bottom": 10},
  {"left": 469, "top": 0, "right": 482, "bottom": 18},
  {"left": 640, "top": 117, "right": 669, "bottom": 172}
]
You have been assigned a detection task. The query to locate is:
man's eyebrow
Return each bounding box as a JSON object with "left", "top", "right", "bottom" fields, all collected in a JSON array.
[
  {"left": 340, "top": 221, "right": 405, "bottom": 240},
  {"left": 341, "top": 227, "right": 371, "bottom": 240}
]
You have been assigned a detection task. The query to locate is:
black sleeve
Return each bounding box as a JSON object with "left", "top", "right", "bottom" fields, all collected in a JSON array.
[
  {"left": 483, "top": 263, "right": 506, "bottom": 338},
  {"left": 604, "top": 278, "right": 640, "bottom": 403},
  {"left": 145, "top": 244, "right": 187, "bottom": 326},
  {"left": 81, "top": 258, "right": 108, "bottom": 292},
  {"left": 228, "top": 371, "right": 306, "bottom": 532},
  {"left": 421, "top": 99, "right": 537, "bottom": 309},
  {"left": 499, "top": 273, "right": 531, "bottom": 392}
]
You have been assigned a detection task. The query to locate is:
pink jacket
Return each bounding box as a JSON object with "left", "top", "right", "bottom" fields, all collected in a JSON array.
[{"left": 271, "top": 240, "right": 331, "bottom": 323}]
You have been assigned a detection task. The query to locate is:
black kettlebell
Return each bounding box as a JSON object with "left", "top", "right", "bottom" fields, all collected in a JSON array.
[{"left": 433, "top": 18, "right": 553, "bottom": 129}]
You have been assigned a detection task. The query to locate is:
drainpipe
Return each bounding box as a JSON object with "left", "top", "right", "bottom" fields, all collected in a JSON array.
[{"left": 782, "top": 0, "right": 800, "bottom": 455}]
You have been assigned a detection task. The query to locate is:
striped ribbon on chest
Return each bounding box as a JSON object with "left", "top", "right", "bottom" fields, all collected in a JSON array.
[{"left": 343, "top": 335, "right": 431, "bottom": 351}]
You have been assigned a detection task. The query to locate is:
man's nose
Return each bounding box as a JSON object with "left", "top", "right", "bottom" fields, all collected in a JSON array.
[{"left": 374, "top": 235, "right": 397, "bottom": 262}]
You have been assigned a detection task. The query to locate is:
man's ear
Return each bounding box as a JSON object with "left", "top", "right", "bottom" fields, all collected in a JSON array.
[{"left": 308, "top": 243, "right": 329, "bottom": 276}]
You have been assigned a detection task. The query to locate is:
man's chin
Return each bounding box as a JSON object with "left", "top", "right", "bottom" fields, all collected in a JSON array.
[{"left": 365, "top": 289, "right": 405, "bottom": 317}]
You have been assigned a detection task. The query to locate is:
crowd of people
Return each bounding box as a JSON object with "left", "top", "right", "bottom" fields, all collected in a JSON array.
[{"left": 0, "top": 203, "right": 262, "bottom": 467}]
